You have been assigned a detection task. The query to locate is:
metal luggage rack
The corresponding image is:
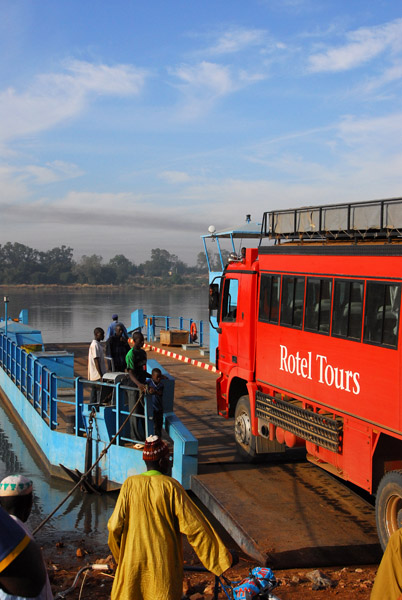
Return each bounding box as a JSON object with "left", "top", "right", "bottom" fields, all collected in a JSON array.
[{"left": 260, "top": 197, "right": 402, "bottom": 243}]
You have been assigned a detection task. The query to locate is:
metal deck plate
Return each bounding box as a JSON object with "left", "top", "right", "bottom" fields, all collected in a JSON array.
[{"left": 192, "top": 461, "right": 381, "bottom": 568}]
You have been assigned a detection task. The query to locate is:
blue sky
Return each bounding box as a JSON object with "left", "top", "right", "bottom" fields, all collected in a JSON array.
[{"left": 1, "top": 0, "right": 401, "bottom": 264}]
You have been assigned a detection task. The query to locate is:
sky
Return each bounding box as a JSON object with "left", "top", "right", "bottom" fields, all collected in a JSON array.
[{"left": 1, "top": 0, "right": 402, "bottom": 265}]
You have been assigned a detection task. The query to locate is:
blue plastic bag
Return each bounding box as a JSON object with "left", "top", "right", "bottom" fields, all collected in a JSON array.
[{"left": 232, "top": 567, "right": 277, "bottom": 599}]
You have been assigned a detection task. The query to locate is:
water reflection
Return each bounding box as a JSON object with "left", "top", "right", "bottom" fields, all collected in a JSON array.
[{"left": 0, "top": 404, "right": 116, "bottom": 542}]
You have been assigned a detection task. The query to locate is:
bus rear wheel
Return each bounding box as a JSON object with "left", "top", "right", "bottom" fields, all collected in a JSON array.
[
  {"left": 376, "top": 470, "right": 402, "bottom": 551},
  {"left": 234, "top": 395, "right": 257, "bottom": 462}
]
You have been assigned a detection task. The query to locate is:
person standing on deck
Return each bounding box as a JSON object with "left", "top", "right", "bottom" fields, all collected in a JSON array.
[
  {"left": 125, "top": 331, "right": 149, "bottom": 439},
  {"left": 106, "top": 324, "right": 130, "bottom": 372},
  {"left": 145, "top": 367, "right": 165, "bottom": 438},
  {"left": 106, "top": 314, "right": 128, "bottom": 340},
  {"left": 108, "top": 436, "right": 233, "bottom": 600},
  {"left": 88, "top": 327, "right": 106, "bottom": 404},
  {"left": 0, "top": 475, "right": 53, "bottom": 599}
]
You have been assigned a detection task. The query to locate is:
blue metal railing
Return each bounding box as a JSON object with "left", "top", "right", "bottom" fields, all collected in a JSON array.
[
  {"left": 143, "top": 315, "right": 204, "bottom": 346},
  {"left": 0, "top": 332, "right": 149, "bottom": 444}
]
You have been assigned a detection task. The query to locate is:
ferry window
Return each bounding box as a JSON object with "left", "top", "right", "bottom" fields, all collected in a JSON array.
[
  {"left": 304, "top": 278, "right": 332, "bottom": 334},
  {"left": 332, "top": 280, "right": 364, "bottom": 341},
  {"left": 221, "top": 278, "right": 239, "bottom": 322},
  {"left": 363, "top": 282, "right": 401, "bottom": 348},
  {"left": 258, "top": 274, "right": 280, "bottom": 324},
  {"left": 280, "top": 276, "right": 305, "bottom": 329}
]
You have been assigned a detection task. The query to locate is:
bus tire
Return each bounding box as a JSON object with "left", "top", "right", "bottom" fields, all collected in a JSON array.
[
  {"left": 375, "top": 470, "right": 402, "bottom": 551},
  {"left": 234, "top": 395, "right": 257, "bottom": 462}
]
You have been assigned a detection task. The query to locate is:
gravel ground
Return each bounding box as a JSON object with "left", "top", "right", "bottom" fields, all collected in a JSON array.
[{"left": 44, "top": 535, "right": 378, "bottom": 599}]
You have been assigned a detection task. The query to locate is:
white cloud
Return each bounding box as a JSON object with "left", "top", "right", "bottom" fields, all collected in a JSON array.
[
  {"left": 23, "top": 161, "right": 84, "bottom": 185},
  {"left": 170, "top": 61, "right": 265, "bottom": 118},
  {"left": 0, "top": 60, "right": 148, "bottom": 142},
  {"left": 308, "top": 18, "right": 402, "bottom": 73},
  {"left": 0, "top": 165, "right": 30, "bottom": 202},
  {"left": 337, "top": 112, "right": 402, "bottom": 147},
  {"left": 173, "top": 61, "right": 236, "bottom": 96},
  {"left": 0, "top": 160, "right": 84, "bottom": 188},
  {"left": 363, "top": 63, "right": 402, "bottom": 93},
  {"left": 158, "top": 170, "right": 192, "bottom": 184},
  {"left": 205, "top": 28, "right": 266, "bottom": 55}
]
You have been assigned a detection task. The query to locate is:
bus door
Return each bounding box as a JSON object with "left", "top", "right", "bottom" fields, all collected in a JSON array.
[
  {"left": 235, "top": 272, "right": 258, "bottom": 373},
  {"left": 219, "top": 275, "right": 240, "bottom": 376},
  {"left": 219, "top": 272, "right": 257, "bottom": 375}
]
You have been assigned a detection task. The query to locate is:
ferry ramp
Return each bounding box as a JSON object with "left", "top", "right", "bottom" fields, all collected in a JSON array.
[{"left": 63, "top": 341, "right": 381, "bottom": 569}]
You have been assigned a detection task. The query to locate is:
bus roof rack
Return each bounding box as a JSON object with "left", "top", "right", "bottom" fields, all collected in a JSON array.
[{"left": 262, "top": 197, "right": 402, "bottom": 243}]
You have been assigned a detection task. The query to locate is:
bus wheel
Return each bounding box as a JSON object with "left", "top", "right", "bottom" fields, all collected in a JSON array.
[
  {"left": 234, "top": 396, "right": 257, "bottom": 462},
  {"left": 376, "top": 470, "right": 402, "bottom": 551}
]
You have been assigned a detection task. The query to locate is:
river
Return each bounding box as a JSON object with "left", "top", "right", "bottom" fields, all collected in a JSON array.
[
  {"left": 1, "top": 285, "right": 210, "bottom": 343},
  {"left": 0, "top": 286, "right": 210, "bottom": 546}
]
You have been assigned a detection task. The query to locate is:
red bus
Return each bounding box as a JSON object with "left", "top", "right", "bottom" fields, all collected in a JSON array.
[{"left": 212, "top": 198, "right": 402, "bottom": 549}]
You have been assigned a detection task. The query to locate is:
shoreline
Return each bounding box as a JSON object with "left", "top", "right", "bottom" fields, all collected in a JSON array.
[{"left": 0, "top": 281, "right": 206, "bottom": 291}]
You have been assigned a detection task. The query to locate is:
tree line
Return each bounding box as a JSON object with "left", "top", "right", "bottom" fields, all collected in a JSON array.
[{"left": 0, "top": 242, "right": 229, "bottom": 285}]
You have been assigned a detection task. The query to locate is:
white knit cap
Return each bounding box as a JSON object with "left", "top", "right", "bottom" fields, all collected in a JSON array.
[{"left": 0, "top": 475, "right": 33, "bottom": 496}]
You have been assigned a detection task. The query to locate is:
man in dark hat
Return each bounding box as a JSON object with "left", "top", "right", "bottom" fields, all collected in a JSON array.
[
  {"left": 108, "top": 436, "right": 233, "bottom": 600},
  {"left": 106, "top": 314, "right": 128, "bottom": 341},
  {"left": 0, "top": 475, "right": 53, "bottom": 599}
]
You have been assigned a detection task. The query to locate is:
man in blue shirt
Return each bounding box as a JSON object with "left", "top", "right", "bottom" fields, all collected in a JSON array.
[
  {"left": 0, "top": 506, "right": 46, "bottom": 596},
  {"left": 106, "top": 314, "right": 128, "bottom": 340}
]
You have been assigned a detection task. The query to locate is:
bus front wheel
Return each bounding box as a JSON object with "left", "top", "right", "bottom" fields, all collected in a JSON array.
[
  {"left": 376, "top": 470, "right": 402, "bottom": 551},
  {"left": 234, "top": 395, "right": 257, "bottom": 462}
]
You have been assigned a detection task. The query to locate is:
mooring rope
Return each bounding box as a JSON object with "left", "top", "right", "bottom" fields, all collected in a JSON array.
[{"left": 33, "top": 389, "right": 145, "bottom": 535}]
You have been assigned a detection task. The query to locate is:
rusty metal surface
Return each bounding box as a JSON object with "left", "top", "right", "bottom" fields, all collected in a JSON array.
[
  {"left": 192, "top": 462, "right": 381, "bottom": 567},
  {"left": 64, "top": 342, "right": 381, "bottom": 567}
]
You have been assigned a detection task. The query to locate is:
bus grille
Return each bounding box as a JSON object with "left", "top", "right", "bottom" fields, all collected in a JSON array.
[{"left": 255, "top": 391, "right": 342, "bottom": 453}]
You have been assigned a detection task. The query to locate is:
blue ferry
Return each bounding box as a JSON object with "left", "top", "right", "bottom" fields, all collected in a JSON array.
[{"left": 0, "top": 309, "right": 197, "bottom": 492}]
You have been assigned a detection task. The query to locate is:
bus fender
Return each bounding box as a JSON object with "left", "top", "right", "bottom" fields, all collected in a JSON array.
[{"left": 246, "top": 382, "right": 259, "bottom": 436}]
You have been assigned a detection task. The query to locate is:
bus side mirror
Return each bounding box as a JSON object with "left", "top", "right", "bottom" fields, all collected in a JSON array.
[{"left": 209, "top": 284, "right": 220, "bottom": 311}]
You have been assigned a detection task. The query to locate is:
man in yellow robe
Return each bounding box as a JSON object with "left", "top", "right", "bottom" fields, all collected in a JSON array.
[
  {"left": 108, "top": 436, "right": 233, "bottom": 600},
  {"left": 371, "top": 528, "right": 402, "bottom": 600}
]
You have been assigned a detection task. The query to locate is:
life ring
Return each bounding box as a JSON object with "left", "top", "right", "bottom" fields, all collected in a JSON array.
[{"left": 190, "top": 322, "right": 198, "bottom": 342}]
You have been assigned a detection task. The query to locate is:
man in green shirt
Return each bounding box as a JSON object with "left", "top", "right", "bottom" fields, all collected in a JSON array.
[{"left": 125, "top": 332, "right": 149, "bottom": 440}]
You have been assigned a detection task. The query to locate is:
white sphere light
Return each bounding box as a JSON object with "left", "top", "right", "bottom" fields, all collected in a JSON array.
[{"left": 208, "top": 225, "right": 216, "bottom": 234}]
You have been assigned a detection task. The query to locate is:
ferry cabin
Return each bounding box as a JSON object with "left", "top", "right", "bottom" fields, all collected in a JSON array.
[{"left": 214, "top": 198, "right": 402, "bottom": 549}]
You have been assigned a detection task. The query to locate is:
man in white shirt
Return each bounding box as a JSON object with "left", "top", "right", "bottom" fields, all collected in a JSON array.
[{"left": 88, "top": 327, "right": 106, "bottom": 404}]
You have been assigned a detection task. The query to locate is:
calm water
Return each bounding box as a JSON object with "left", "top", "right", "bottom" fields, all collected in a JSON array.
[
  {"left": 2, "top": 286, "right": 210, "bottom": 344},
  {"left": 0, "top": 402, "right": 116, "bottom": 547},
  {"left": 0, "top": 286, "right": 210, "bottom": 543}
]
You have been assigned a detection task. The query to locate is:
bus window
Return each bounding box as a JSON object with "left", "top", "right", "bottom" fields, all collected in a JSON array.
[
  {"left": 221, "top": 278, "right": 239, "bottom": 322},
  {"left": 258, "top": 274, "right": 280, "bottom": 324},
  {"left": 304, "top": 278, "right": 332, "bottom": 334},
  {"left": 332, "top": 280, "right": 364, "bottom": 341},
  {"left": 280, "top": 276, "right": 305, "bottom": 329},
  {"left": 363, "top": 282, "right": 401, "bottom": 348}
]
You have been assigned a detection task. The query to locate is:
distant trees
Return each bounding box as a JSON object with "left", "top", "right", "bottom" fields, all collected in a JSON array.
[
  {"left": 0, "top": 243, "right": 212, "bottom": 285},
  {"left": 39, "top": 246, "right": 75, "bottom": 284},
  {"left": 200, "top": 249, "right": 231, "bottom": 272},
  {"left": 0, "top": 243, "right": 75, "bottom": 284}
]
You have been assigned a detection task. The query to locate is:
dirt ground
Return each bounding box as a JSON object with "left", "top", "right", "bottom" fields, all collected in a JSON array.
[{"left": 45, "top": 536, "right": 378, "bottom": 599}]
